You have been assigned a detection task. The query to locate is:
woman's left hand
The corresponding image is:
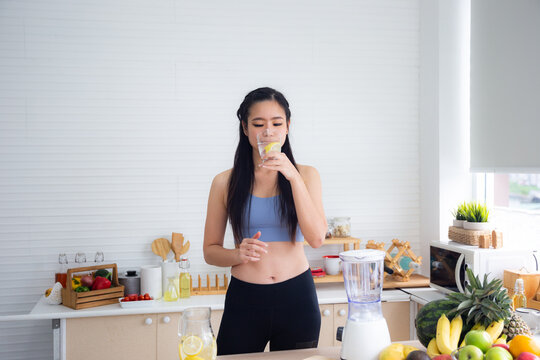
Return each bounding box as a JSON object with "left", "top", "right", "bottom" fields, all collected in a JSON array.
[{"left": 260, "top": 152, "right": 301, "bottom": 182}]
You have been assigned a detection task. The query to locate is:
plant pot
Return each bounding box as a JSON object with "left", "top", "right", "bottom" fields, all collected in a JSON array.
[
  {"left": 453, "top": 219, "right": 465, "bottom": 228},
  {"left": 463, "top": 221, "right": 490, "bottom": 230}
]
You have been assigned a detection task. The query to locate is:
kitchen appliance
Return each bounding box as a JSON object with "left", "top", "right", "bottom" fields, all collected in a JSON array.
[
  {"left": 118, "top": 270, "right": 140, "bottom": 296},
  {"left": 430, "top": 241, "right": 538, "bottom": 294},
  {"left": 336, "top": 249, "right": 391, "bottom": 360}
]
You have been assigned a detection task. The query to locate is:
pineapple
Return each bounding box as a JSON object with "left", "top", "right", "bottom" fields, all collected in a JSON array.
[
  {"left": 446, "top": 268, "right": 513, "bottom": 327},
  {"left": 503, "top": 311, "right": 532, "bottom": 340}
]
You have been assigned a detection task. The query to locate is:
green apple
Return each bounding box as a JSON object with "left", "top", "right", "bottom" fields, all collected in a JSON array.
[
  {"left": 485, "top": 346, "right": 513, "bottom": 360},
  {"left": 465, "top": 330, "right": 493, "bottom": 353},
  {"left": 458, "top": 345, "right": 484, "bottom": 360}
]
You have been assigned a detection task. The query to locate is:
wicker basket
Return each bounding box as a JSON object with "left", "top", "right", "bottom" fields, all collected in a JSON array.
[
  {"left": 448, "top": 226, "right": 491, "bottom": 246},
  {"left": 62, "top": 263, "right": 124, "bottom": 310}
]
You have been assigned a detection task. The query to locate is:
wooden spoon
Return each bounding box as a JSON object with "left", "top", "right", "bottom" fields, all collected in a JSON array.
[
  {"left": 151, "top": 238, "right": 171, "bottom": 261},
  {"left": 171, "top": 232, "right": 184, "bottom": 262}
]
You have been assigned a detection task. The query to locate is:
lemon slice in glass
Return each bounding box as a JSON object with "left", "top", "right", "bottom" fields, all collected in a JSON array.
[
  {"left": 182, "top": 335, "right": 203, "bottom": 357},
  {"left": 264, "top": 142, "right": 281, "bottom": 154}
]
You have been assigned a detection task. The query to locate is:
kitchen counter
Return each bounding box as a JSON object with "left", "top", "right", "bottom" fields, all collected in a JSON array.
[
  {"left": 218, "top": 342, "right": 424, "bottom": 360},
  {"left": 0, "top": 283, "right": 411, "bottom": 321}
]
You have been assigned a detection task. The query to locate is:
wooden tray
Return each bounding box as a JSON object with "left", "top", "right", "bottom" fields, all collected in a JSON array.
[
  {"left": 313, "top": 273, "right": 430, "bottom": 288},
  {"left": 62, "top": 263, "right": 124, "bottom": 310}
]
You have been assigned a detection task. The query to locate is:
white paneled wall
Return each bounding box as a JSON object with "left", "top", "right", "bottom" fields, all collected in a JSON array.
[{"left": 0, "top": 0, "right": 420, "bottom": 358}]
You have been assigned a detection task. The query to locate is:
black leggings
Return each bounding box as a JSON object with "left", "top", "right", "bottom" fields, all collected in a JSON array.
[{"left": 216, "top": 268, "right": 321, "bottom": 355}]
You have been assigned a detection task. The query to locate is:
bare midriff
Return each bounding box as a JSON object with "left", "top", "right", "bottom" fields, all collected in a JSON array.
[{"left": 231, "top": 241, "right": 309, "bottom": 284}]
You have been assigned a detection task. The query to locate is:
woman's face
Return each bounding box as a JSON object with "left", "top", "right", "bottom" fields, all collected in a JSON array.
[{"left": 243, "top": 100, "right": 289, "bottom": 150}]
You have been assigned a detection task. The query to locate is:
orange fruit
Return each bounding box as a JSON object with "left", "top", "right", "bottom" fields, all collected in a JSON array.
[{"left": 508, "top": 335, "right": 540, "bottom": 358}]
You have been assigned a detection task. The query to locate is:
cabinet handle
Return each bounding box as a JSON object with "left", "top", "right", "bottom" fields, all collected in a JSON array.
[
  {"left": 322, "top": 309, "right": 331, "bottom": 317},
  {"left": 163, "top": 316, "right": 171, "bottom": 324},
  {"left": 338, "top": 309, "right": 346, "bottom": 316},
  {"left": 145, "top": 318, "right": 153, "bottom": 325}
]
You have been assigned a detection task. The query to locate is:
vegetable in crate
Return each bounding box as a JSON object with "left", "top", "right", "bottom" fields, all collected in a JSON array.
[
  {"left": 94, "top": 269, "right": 111, "bottom": 280},
  {"left": 80, "top": 275, "right": 93, "bottom": 288},
  {"left": 74, "top": 286, "right": 90, "bottom": 293},
  {"left": 91, "top": 276, "right": 111, "bottom": 290}
]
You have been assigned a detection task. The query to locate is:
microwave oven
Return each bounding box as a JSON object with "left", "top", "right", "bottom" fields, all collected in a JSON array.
[{"left": 429, "top": 241, "right": 539, "bottom": 294}]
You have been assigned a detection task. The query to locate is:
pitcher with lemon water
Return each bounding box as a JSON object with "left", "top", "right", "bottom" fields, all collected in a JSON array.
[{"left": 178, "top": 307, "right": 217, "bottom": 360}]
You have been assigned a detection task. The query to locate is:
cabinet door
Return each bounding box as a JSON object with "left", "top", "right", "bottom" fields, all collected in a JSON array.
[
  {"left": 210, "top": 309, "right": 223, "bottom": 338},
  {"left": 333, "top": 303, "right": 348, "bottom": 347},
  {"left": 157, "top": 313, "right": 181, "bottom": 360},
  {"left": 66, "top": 314, "right": 157, "bottom": 360},
  {"left": 382, "top": 301, "right": 410, "bottom": 341},
  {"left": 318, "top": 304, "right": 334, "bottom": 347}
]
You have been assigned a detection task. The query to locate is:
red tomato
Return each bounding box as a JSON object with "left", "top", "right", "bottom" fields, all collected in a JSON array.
[
  {"left": 138, "top": 295, "right": 144, "bottom": 301},
  {"left": 129, "top": 295, "right": 137, "bottom": 301},
  {"left": 144, "top": 294, "right": 150, "bottom": 300},
  {"left": 122, "top": 297, "right": 130, "bottom": 302},
  {"left": 144, "top": 293, "right": 150, "bottom": 297}
]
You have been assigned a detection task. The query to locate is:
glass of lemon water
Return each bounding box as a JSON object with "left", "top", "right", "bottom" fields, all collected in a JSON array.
[
  {"left": 257, "top": 129, "right": 282, "bottom": 163},
  {"left": 178, "top": 307, "right": 217, "bottom": 360}
]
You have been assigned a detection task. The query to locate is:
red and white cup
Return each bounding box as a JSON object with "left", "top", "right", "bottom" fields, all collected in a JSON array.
[{"left": 323, "top": 255, "right": 341, "bottom": 275}]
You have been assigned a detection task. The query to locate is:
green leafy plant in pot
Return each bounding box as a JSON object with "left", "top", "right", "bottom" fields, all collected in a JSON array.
[
  {"left": 451, "top": 202, "right": 468, "bottom": 228},
  {"left": 463, "top": 202, "right": 490, "bottom": 230}
]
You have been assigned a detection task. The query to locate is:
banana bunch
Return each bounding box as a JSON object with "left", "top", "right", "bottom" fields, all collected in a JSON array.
[
  {"left": 434, "top": 314, "right": 463, "bottom": 355},
  {"left": 485, "top": 319, "right": 504, "bottom": 342}
]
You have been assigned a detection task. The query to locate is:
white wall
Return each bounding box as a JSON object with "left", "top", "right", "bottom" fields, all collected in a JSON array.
[{"left": 0, "top": 1, "right": 420, "bottom": 358}]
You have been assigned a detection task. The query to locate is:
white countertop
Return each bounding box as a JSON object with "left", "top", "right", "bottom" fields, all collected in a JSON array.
[{"left": 0, "top": 283, "right": 412, "bottom": 321}]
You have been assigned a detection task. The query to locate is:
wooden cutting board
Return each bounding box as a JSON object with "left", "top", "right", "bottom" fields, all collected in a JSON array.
[{"left": 151, "top": 238, "right": 171, "bottom": 261}]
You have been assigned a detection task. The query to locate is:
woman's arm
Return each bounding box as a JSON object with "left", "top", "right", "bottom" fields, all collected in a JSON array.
[
  {"left": 290, "top": 165, "right": 327, "bottom": 248},
  {"left": 203, "top": 171, "right": 268, "bottom": 266},
  {"left": 261, "top": 153, "right": 327, "bottom": 248}
]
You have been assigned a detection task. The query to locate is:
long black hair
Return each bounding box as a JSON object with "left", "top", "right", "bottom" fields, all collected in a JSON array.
[{"left": 227, "top": 87, "right": 298, "bottom": 245}]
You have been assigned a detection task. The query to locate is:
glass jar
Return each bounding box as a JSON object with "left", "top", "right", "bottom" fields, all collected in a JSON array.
[
  {"left": 325, "top": 218, "right": 334, "bottom": 239},
  {"left": 331, "top": 217, "right": 351, "bottom": 237}
]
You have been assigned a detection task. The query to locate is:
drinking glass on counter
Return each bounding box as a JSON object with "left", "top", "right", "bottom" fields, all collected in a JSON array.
[{"left": 94, "top": 251, "right": 104, "bottom": 264}]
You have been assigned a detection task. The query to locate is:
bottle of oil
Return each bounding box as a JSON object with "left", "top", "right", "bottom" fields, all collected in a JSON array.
[
  {"left": 179, "top": 255, "right": 191, "bottom": 298},
  {"left": 512, "top": 278, "right": 527, "bottom": 310}
]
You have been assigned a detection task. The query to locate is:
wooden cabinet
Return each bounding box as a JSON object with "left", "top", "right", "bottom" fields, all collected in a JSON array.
[
  {"left": 317, "top": 301, "right": 411, "bottom": 348},
  {"left": 66, "top": 314, "right": 157, "bottom": 360},
  {"left": 66, "top": 310, "right": 225, "bottom": 360},
  {"left": 318, "top": 305, "right": 334, "bottom": 347}
]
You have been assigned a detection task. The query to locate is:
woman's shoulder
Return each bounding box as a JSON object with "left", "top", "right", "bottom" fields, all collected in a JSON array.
[
  {"left": 212, "top": 169, "right": 232, "bottom": 190},
  {"left": 296, "top": 164, "right": 320, "bottom": 180}
]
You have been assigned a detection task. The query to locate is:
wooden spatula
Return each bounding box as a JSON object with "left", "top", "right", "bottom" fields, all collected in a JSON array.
[
  {"left": 171, "top": 232, "right": 191, "bottom": 261},
  {"left": 171, "top": 232, "right": 184, "bottom": 262},
  {"left": 151, "top": 237, "right": 171, "bottom": 261}
]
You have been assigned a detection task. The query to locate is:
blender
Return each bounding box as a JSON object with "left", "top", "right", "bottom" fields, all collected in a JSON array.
[{"left": 336, "top": 250, "right": 391, "bottom": 360}]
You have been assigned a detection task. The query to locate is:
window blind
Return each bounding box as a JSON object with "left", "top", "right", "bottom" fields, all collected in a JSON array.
[{"left": 470, "top": 0, "right": 540, "bottom": 172}]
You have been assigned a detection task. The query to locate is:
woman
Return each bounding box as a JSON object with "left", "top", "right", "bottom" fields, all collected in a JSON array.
[{"left": 203, "top": 87, "right": 327, "bottom": 355}]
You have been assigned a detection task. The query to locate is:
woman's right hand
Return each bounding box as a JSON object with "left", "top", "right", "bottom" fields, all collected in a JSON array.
[{"left": 237, "top": 231, "right": 268, "bottom": 263}]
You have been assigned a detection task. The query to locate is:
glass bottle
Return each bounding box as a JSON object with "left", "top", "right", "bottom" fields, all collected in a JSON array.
[
  {"left": 55, "top": 253, "right": 68, "bottom": 288},
  {"left": 512, "top": 278, "right": 527, "bottom": 310},
  {"left": 164, "top": 276, "right": 179, "bottom": 302},
  {"left": 179, "top": 256, "right": 191, "bottom": 299}
]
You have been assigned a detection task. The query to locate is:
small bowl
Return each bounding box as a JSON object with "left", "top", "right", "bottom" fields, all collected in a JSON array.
[{"left": 118, "top": 298, "right": 156, "bottom": 308}]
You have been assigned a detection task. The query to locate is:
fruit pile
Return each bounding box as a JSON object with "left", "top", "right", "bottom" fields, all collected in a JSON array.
[
  {"left": 120, "top": 293, "right": 153, "bottom": 302},
  {"left": 414, "top": 268, "right": 538, "bottom": 360}
]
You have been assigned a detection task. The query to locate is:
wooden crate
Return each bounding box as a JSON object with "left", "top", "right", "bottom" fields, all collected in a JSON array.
[
  {"left": 503, "top": 269, "right": 540, "bottom": 301},
  {"left": 62, "top": 263, "right": 124, "bottom": 310}
]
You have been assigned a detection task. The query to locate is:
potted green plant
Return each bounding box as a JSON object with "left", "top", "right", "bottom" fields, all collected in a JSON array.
[
  {"left": 451, "top": 202, "right": 467, "bottom": 228},
  {"left": 463, "top": 202, "right": 490, "bottom": 230}
]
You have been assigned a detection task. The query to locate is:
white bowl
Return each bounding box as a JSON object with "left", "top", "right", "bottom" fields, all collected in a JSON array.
[{"left": 118, "top": 298, "right": 156, "bottom": 308}]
